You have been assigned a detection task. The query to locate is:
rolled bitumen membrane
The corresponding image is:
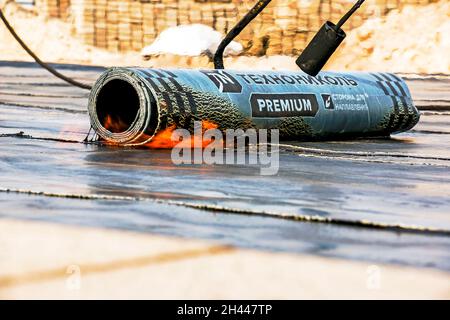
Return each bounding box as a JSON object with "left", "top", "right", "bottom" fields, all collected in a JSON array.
[{"left": 88, "top": 67, "right": 420, "bottom": 145}]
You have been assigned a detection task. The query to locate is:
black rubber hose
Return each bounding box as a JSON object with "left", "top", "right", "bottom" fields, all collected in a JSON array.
[
  {"left": 214, "top": 0, "right": 272, "bottom": 69},
  {"left": 335, "top": 0, "right": 366, "bottom": 30},
  {"left": 0, "top": 8, "right": 92, "bottom": 90}
]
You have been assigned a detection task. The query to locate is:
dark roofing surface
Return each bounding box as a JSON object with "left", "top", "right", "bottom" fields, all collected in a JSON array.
[{"left": 1, "top": 61, "right": 450, "bottom": 270}]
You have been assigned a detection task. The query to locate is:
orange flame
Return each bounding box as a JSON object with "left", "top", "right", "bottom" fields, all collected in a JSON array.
[
  {"left": 145, "top": 120, "right": 221, "bottom": 149},
  {"left": 103, "top": 115, "right": 129, "bottom": 133},
  {"left": 102, "top": 114, "right": 222, "bottom": 149}
]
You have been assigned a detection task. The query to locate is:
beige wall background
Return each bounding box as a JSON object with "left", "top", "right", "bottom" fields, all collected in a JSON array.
[{"left": 35, "top": 0, "right": 439, "bottom": 55}]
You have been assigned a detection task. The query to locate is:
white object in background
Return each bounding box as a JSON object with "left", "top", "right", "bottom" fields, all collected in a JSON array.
[{"left": 141, "top": 24, "right": 243, "bottom": 58}]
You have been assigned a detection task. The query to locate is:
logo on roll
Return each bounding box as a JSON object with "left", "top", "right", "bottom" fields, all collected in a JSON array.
[
  {"left": 201, "top": 70, "right": 243, "bottom": 93},
  {"left": 321, "top": 94, "right": 335, "bottom": 110}
]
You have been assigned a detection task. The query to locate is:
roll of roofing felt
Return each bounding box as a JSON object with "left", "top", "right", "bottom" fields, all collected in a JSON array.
[{"left": 88, "top": 67, "right": 420, "bottom": 146}]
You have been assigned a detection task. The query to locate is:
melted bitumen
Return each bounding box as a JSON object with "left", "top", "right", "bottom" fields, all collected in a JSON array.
[{"left": 1, "top": 61, "right": 450, "bottom": 271}]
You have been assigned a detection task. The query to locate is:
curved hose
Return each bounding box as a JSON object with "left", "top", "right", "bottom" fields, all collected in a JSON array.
[
  {"left": 213, "top": 0, "right": 272, "bottom": 69},
  {"left": 0, "top": 8, "right": 92, "bottom": 90}
]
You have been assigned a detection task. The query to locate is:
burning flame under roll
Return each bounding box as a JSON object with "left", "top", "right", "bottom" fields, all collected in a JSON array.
[{"left": 103, "top": 115, "right": 220, "bottom": 149}]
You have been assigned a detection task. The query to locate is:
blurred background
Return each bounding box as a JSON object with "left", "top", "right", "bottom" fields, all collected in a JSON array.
[{"left": 1, "top": 0, "right": 449, "bottom": 73}]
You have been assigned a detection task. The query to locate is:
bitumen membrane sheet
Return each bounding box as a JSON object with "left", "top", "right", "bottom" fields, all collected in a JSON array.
[{"left": 0, "top": 61, "right": 449, "bottom": 271}]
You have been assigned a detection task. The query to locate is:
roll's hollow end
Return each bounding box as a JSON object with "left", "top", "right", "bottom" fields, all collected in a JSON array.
[{"left": 88, "top": 68, "right": 160, "bottom": 146}]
